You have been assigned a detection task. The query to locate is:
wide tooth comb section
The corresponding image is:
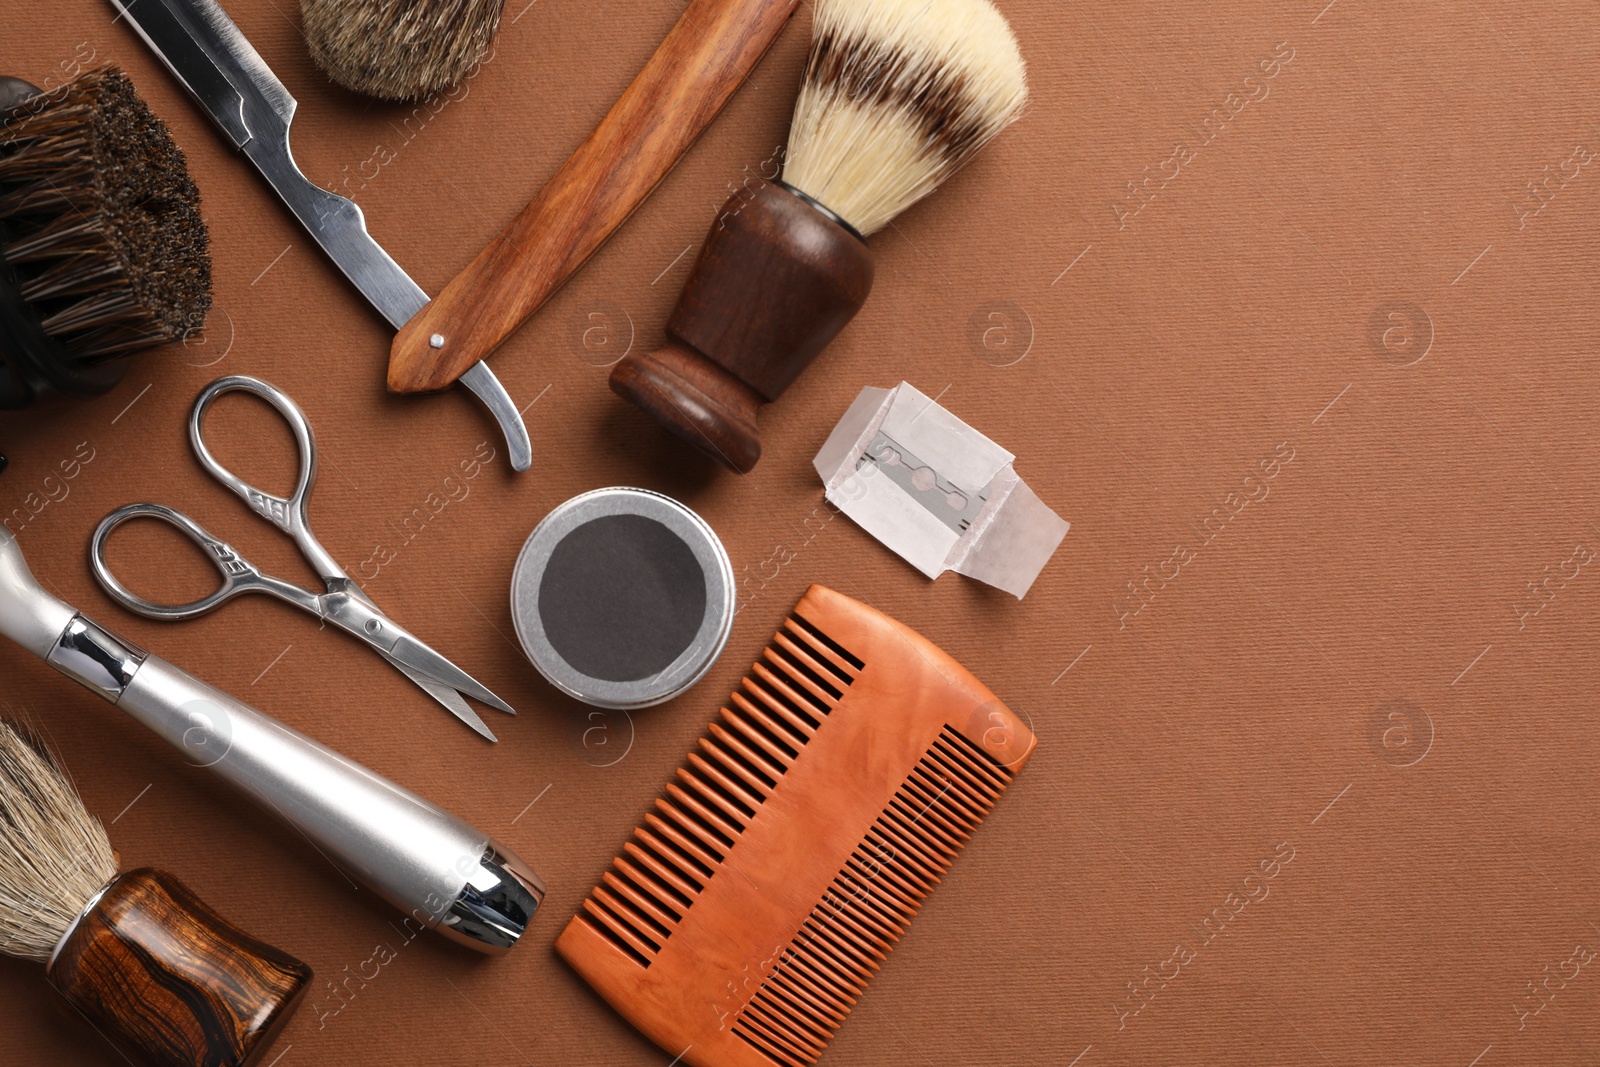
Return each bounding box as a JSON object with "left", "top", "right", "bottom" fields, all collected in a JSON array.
[
  {"left": 575, "top": 615, "right": 861, "bottom": 971},
  {"left": 591, "top": 884, "right": 671, "bottom": 944},
  {"left": 582, "top": 894, "right": 657, "bottom": 966},
  {"left": 714, "top": 715, "right": 791, "bottom": 775},
  {"left": 747, "top": 667, "right": 824, "bottom": 736},
  {"left": 615, "top": 852, "right": 694, "bottom": 912},
  {"left": 769, "top": 635, "right": 844, "bottom": 701},
  {"left": 785, "top": 611, "right": 865, "bottom": 674},
  {"left": 642, "top": 815, "right": 719, "bottom": 877},
  {"left": 705, "top": 728, "right": 780, "bottom": 791},
  {"left": 676, "top": 766, "right": 754, "bottom": 829},
  {"left": 603, "top": 869, "right": 681, "bottom": 930},
  {"left": 731, "top": 690, "right": 808, "bottom": 750},
  {"left": 731, "top": 728, "right": 1015, "bottom": 1065}
]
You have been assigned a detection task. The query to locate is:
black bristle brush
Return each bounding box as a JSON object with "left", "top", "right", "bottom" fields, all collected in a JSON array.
[{"left": 0, "top": 66, "right": 211, "bottom": 420}]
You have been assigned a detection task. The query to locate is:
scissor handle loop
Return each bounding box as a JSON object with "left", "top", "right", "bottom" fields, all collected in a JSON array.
[
  {"left": 189, "top": 375, "right": 317, "bottom": 540},
  {"left": 90, "top": 504, "right": 267, "bottom": 620}
]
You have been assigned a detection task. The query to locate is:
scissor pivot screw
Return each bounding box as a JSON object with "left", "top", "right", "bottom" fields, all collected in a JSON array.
[
  {"left": 429, "top": 334, "right": 446, "bottom": 349},
  {"left": 366, "top": 619, "right": 382, "bottom": 635}
]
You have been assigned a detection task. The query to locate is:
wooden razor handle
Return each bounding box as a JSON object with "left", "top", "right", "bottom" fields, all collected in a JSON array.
[
  {"left": 610, "top": 181, "right": 874, "bottom": 473},
  {"left": 388, "top": 0, "right": 802, "bottom": 394},
  {"left": 47, "top": 869, "right": 312, "bottom": 1067}
]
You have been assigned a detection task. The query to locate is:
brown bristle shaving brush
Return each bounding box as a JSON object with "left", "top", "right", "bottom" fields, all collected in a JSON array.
[
  {"left": 610, "top": 0, "right": 1027, "bottom": 473},
  {"left": 0, "top": 720, "right": 310, "bottom": 1067},
  {"left": 302, "top": 0, "right": 505, "bottom": 101},
  {"left": 0, "top": 67, "right": 211, "bottom": 412}
]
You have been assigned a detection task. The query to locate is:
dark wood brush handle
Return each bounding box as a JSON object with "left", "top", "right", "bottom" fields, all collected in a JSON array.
[
  {"left": 388, "top": 0, "right": 802, "bottom": 394},
  {"left": 610, "top": 181, "right": 874, "bottom": 473},
  {"left": 47, "top": 869, "right": 312, "bottom": 1067}
]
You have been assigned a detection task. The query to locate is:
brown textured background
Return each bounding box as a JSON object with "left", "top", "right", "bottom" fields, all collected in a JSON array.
[{"left": 4, "top": 1, "right": 1600, "bottom": 1064}]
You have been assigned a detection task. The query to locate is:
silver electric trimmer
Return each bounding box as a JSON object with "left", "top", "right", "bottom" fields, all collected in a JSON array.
[{"left": 0, "top": 529, "right": 542, "bottom": 953}]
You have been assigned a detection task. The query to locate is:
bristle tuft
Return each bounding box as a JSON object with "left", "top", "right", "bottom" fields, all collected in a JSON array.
[
  {"left": 0, "top": 67, "right": 212, "bottom": 365},
  {"left": 302, "top": 0, "right": 504, "bottom": 101},
  {"left": 783, "top": 0, "right": 1028, "bottom": 235},
  {"left": 0, "top": 721, "right": 116, "bottom": 964}
]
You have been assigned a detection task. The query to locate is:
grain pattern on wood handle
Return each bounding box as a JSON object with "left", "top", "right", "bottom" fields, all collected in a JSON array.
[
  {"left": 388, "top": 0, "right": 802, "bottom": 394},
  {"left": 610, "top": 182, "right": 874, "bottom": 473},
  {"left": 47, "top": 869, "right": 311, "bottom": 1067}
]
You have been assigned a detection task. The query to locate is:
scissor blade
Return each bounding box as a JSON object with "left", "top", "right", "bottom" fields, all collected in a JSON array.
[
  {"left": 386, "top": 634, "right": 518, "bottom": 716},
  {"left": 387, "top": 656, "right": 499, "bottom": 742},
  {"left": 319, "top": 589, "right": 516, "bottom": 732}
]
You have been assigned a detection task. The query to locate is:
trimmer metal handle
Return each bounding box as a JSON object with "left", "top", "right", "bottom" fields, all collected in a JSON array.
[{"left": 0, "top": 531, "right": 541, "bottom": 952}]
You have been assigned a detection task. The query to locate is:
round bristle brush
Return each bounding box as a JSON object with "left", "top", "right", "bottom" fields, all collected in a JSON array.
[
  {"left": 302, "top": 0, "right": 505, "bottom": 101},
  {"left": 610, "top": 0, "right": 1027, "bottom": 472},
  {"left": 0, "top": 720, "right": 311, "bottom": 1067},
  {"left": 0, "top": 67, "right": 211, "bottom": 415}
]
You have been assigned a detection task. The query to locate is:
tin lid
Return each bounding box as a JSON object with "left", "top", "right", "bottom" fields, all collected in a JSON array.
[{"left": 511, "top": 488, "right": 735, "bottom": 709}]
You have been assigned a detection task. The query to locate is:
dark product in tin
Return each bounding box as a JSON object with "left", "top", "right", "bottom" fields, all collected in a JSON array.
[
  {"left": 513, "top": 489, "right": 734, "bottom": 709},
  {"left": 541, "top": 514, "right": 708, "bottom": 682}
]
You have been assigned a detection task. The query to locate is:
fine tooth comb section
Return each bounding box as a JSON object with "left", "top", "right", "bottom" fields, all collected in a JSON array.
[{"left": 556, "top": 585, "right": 1034, "bottom": 1067}]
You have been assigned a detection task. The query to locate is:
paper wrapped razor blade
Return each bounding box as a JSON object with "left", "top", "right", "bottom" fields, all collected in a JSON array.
[{"left": 813, "top": 382, "right": 1069, "bottom": 598}]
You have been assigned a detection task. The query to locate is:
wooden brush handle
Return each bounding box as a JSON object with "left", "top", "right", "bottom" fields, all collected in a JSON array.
[
  {"left": 47, "top": 869, "right": 311, "bottom": 1067},
  {"left": 609, "top": 181, "right": 874, "bottom": 473},
  {"left": 388, "top": 0, "right": 802, "bottom": 394}
]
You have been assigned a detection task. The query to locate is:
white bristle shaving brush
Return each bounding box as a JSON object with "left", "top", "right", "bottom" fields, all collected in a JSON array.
[
  {"left": 302, "top": 0, "right": 504, "bottom": 101},
  {"left": 0, "top": 720, "right": 311, "bottom": 1067},
  {"left": 611, "top": 0, "right": 1027, "bottom": 472},
  {"left": 785, "top": 0, "right": 1028, "bottom": 234}
]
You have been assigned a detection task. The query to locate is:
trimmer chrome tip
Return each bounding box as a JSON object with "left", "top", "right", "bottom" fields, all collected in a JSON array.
[{"left": 434, "top": 841, "right": 546, "bottom": 953}]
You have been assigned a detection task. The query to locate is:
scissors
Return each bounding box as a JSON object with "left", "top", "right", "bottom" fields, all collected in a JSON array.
[{"left": 90, "top": 375, "right": 515, "bottom": 741}]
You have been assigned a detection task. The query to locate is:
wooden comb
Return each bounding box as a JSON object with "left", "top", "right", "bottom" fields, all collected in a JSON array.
[{"left": 555, "top": 584, "right": 1035, "bottom": 1067}]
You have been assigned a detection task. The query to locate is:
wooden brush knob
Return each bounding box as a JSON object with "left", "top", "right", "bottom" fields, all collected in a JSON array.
[
  {"left": 610, "top": 181, "right": 874, "bottom": 473},
  {"left": 46, "top": 869, "right": 311, "bottom": 1067}
]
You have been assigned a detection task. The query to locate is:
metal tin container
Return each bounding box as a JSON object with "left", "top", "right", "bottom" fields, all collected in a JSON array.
[{"left": 511, "top": 488, "right": 735, "bottom": 709}]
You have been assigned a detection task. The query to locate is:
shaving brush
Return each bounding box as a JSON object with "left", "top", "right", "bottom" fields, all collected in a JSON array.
[
  {"left": 0, "top": 720, "right": 310, "bottom": 1067},
  {"left": 611, "top": 0, "right": 1027, "bottom": 473},
  {"left": 302, "top": 0, "right": 504, "bottom": 100},
  {"left": 0, "top": 67, "right": 211, "bottom": 412}
]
